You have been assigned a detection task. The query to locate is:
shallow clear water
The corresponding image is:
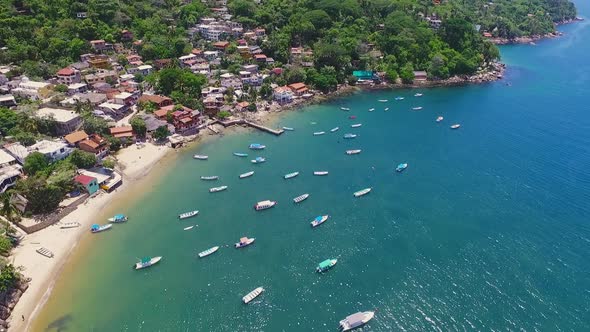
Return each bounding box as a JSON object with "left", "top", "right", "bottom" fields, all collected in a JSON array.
[{"left": 34, "top": 6, "right": 590, "bottom": 332}]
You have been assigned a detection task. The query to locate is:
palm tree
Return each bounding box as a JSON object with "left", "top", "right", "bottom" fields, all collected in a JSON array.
[{"left": 0, "top": 191, "right": 18, "bottom": 231}]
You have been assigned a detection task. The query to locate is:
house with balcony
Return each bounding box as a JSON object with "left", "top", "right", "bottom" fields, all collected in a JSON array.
[
  {"left": 0, "top": 95, "right": 16, "bottom": 108},
  {"left": 11, "top": 77, "right": 51, "bottom": 100},
  {"left": 109, "top": 126, "right": 135, "bottom": 140},
  {"left": 84, "top": 70, "right": 118, "bottom": 85},
  {"left": 204, "top": 94, "right": 224, "bottom": 114},
  {"left": 64, "top": 130, "right": 89, "bottom": 147},
  {"left": 288, "top": 82, "right": 309, "bottom": 96},
  {"left": 67, "top": 83, "right": 88, "bottom": 95},
  {"left": 79, "top": 134, "right": 109, "bottom": 159},
  {"left": 273, "top": 86, "right": 293, "bottom": 104},
  {"left": 98, "top": 102, "right": 129, "bottom": 119},
  {"left": 0, "top": 149, "right": 22, "bottom": 194},
  {"left": 169, "top": 107, "right": 202, "bottom": 135},
  {"left": 86, "top": 54, "right": 110, "bottom": 69},
  {"left": 114, "top": 92, "right": 139, "bottom": 107},
  {"left": 29, "top": 140, "right": 72, "bottom": 162},
  {"left": 57, "top": 67, "right": 82, "bottom": 85},
  {"left": 36, "top": 107, "right": 82, "bottom": 135}
]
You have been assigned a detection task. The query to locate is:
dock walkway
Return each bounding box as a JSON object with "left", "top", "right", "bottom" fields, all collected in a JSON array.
[{"left": 214, "top": 119, "right": 284, "bottom": 136}]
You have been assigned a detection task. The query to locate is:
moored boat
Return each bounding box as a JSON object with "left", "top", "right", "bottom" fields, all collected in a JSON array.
[
  {"left": 384, "top": 107, "right": 389, "bottom": 111},
  {"left": 368, "top": 108, "right": 375, "bottom": 112},
  {"left": 134, "top": 256, "right": 162, "bottom": 270},
  {"left": 254, "top": 200, "right": 277, "bottom": 210},
  {"left": 249, "top": 143, "right": 266, "bottom": 150},
  {"left": 316, "top": 259, "right": 338, "bottom": 272},
  {"left": 330, "top": 127, "right": 339, "bottom": 132},
  {"left": 395, "top": 96, "right": 404, "bottom": 101},
  {"left": 239, "top": 171, "right": 255, "bottom": 179},
  {"left": 209, "top": 185, "right": 228, "bottom": 193},
  {"left": 251, "top": 157, "right": 266, "bottom": 164},
  {"left": 293, "top": 193, "right": 310, "bottom": 203},
  {"left": 339, "top": 311, "right": 375, "bottom": 331},
  {"left": 284, "top": 172, "right": 299, "bottom": 179},
  {"left": 179, "top": 210, "right": 199, "bottom": 219},
  {"left": 282, "top": 126, "right": 294, "bottom": 131},
  {"left": 353, "top": 188, "right": 372, "bottom": 197},
  {"left": 313, "top": 131, "right": 326, "bottom": 136},
  {"left": 396, "top": 163, "right": 408, "bottom": 172},
  {"left": 184, "top": 225, "right": 195, "bottom": 231},
  {"left": 198, "top": 246, "right": 220, "bottom": 258},
  {"left": 242, "top": 287, "right": 264, "bottom": 304},
  {"left": 108, "top": 214, "right": 128, "bottom": 223},
  {"left": 200, "top": 175, "right": 219, "bottom": 181},
  {"left": 414, "top": 93, "right": 423, "bottom": 97},
  {"left": 340, "top": 107, "right": 350, "bottom": 111},
  {"left": 235, "top": 237, "right": 255, "bottom": 248},
  {"left": 436, "top": 116, "right": 444, "bottom": 122},
  {"left": 412, "top": 106, "right": 423, "bottom": 111},
  {"left": 378, "top": 99, "right": 388, "bottom": 102},
  {"left": 351, "top": 123, "right": 362, "bottom": 128},
  {"left": 450, "top": 124, "right": 461, "bottom": 129},
  {"left": 91, "top": 223, "right": 112, "bottom": 233},
  {"left": 193, "top": 155, "right": 208, "bottom": 160},
  {"left": 343, "top": 133, "right": 357, "bottom": 139},
  {"left": 313, "top": 171, "right": 329, "bottom": 176},
  {"left": 346, "top": 149, "right": 362, "bottom": 155},
  {"left": 311, "top": 215, "right": 329, "bottom": 227},
  {"left": 233, "top": 152, "right": 248, "bottom": 157}
]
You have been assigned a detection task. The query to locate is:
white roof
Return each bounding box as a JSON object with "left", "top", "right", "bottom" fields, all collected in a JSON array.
[
  {"left": 20, "top": 80, "right": 50, "bottom": 89},
  {"left": 179, "top": 54, "right": 196, "bottom": 61},
  {"left": 29, "top": 140, "right": 68, "bottom": 155},
  {"left": 114, "top": 92, "right": 133, "bottom": 99},
  {"left": 68, "top": 83, "right": 87, "bottom": 89},
  {"left": 99, "top": 102, "right": 126, "bottom": 110},
  {"left": 2, "top": 143, "right": 29, "bottom": 161},
  {"left": 0, "top": 149, "right": 16, "bottom": 166},
  {"left": 137, "top": 65, "right": 152, "bottom": 70},
  {"left": 0, "top": 164, "right": 21, "bottom": 182},
  {"left": 203, "top": 51, "right": 218, "bottom": 55},
  {"left": 120, "top": 74, "right": 134, "bottom": 79},
  {"left": 0, "top": 95, "right": 15, "bottom": 102},
  {"left": 37, "top": 107, "right": 80, "bottom": 123},
  {"left": 239, "top": 71, "right": 251, "bottom": 75},
  {"left": 220, "top": 73, "right": 234, "bottom": 78},
  {"left": 80, "top": 170, "right": 110, "bottom": 184}
]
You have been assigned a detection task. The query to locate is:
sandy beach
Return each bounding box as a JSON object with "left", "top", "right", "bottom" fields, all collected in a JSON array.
[{"left": 8, "top": 143, "right": 171, "bottom": 332}]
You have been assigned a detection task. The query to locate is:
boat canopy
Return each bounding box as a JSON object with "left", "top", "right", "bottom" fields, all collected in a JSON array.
[
  {"left": 91, "top": 224, "right": 99, "bottom": 230},
  {"left": 141, "top": 257, "right": 151, "bottom": 263},
  {"left": 315, "top": 216, "right": 322, "bottom": 221},
  {"left": 114, "top": 214, "right": 125, "bottom": 219},
  {"left": 240, "top": 237, "right": 248, "bottom": 243},
  {"left": 318, "top": 260, "right": 332, "bottom": 269}
]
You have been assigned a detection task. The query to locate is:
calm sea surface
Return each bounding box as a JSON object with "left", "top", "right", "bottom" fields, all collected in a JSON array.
[{"left": 34, "top": 5, "right": 590, "bottom": 332}]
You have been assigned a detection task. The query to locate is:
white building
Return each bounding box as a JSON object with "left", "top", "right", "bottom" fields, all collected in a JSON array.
[
  {"left": 28, "top": 140, "right": 72, "bottom": 162},
  {"left": 36, "top": 107, "right": 82, "bottom": 135},
  {"left": 11, "top": 77, "right": 50, "bottom": 100},
  {"left": 0, "top": 149, "right": 21, "bottom": 193},
  {"left": 0, "top": 95, "right": 16, "bottom": 107},
  {"left": 273, "top": 86, "right": 293, "bottom": 104}
]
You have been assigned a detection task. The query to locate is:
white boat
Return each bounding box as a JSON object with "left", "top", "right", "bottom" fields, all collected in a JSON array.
[
  {"left": 343, "top": 133, "right": 357, "bottom": 139},
  {"left": 293, "top": 193, "right": 310, "bottom": 203},
  {"left": 340, "top": 107, "right": 350, "bottom": 111},
  {"left": 134, "top": 256, "right": 162, "bottom": 270},
  {"left": 249, "top": 143, "right": 266, "bottom": 150},
  {"left": 209, "top": 185, "right": 228, "bottom": 193},
  {"left": 254, "top": 200, "right": 276, "bottom": 210},
  {"left": 36, "top": 247, "right": 54, "bottom": 258},
  {"left": 179, "top": 210, "right": 199, "bottom": 219},
  {"left": 368, "top": 108, "right": 375, "bottom": 112},
  {"left": 193, "top": 155, "right": 208, "bottom": 160},
  {"left": 351, "top": 123, "right": 362, "bottom": 128},
  {"left": 451, "top": 124, "right": 461, "bottom": 129},
  {"left": 414, "top": 93, "right": 423, "bottom": 97},
  {"left": 284, "top": 172, "right": 299, "bottom": 179},
  {"left": 282, "top": 127, "right": 294, "bottom": 131},
  {"left": 346, "top": 149, "right": 362, "bottom": 155},
  {"left": 395, "top": 96, "right": 404, "bottom": 101},
  {"left": 384, "top": 107, "right": 389, "bottom": 111},
  {"left": 251, "top": 157, "right": 266, "bottom": 164},
  {"left": 330, "top": 127, "right": 340, "bottom": 132},
  {"left": 311, "top": 215, "right": 329, "bottom": 227},
  {"left": 412, "top": 106, "right": 423, "bottom": 111},
  {"left": 235, "top": 237, "right": 255, "bottom": 248},
  {"left": 233, "top": 152, "right": 248, "bottom": 157},
  {"left": 339, "top": 311, "right": 375, "bottom": 331},
  {"left": 313, "top": 131, "right": 326, "bottom": 136},
  {"left": 239, "top": 171, "right": 255, "bottom": 179},
  {"left": 60, "top": 222, "right": 80, "bottom": 229},
  {"left": 91, "top": 223, "right": 112, "bottom": 233},
  {"left": 396, "top": 163, "right": 408, "bottom": 172},
  {"left": 354, "top": 188, "right": 372, "bottom": 197},
  {"left": 313, "top": 171, "right": 329, "bottom": 176},
  {"left": 198, "top": 246, "right": 219, "bottom": 258},
  {"left": 242, "top": 287, "right": 264, "bottom": 304},
  {"left": 436, "top": 116, "right": 444, "bottom": 122},
  {"left": 184, "top": 225, "right": 195, "bottom": 231},
  {"left": 107, "top": 214, "right": 128, "bottom": 223},
  {"left": 378, "top": 99, "right": 388, "bottom": 102},
  {"left": 200, "top": 175, "right": 219, "bottom": 181}
]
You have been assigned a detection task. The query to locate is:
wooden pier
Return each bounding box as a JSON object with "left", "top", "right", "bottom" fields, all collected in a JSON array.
[{"left": 215, "top": 119, "right": 284, "bottom": 136}]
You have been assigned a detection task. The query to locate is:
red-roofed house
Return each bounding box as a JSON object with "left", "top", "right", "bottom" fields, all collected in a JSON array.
[
  {"left": 138, "top": 95, "right": 173, "bottom": 108},
  {"left": 483, "top": 32, "right": 493, "bottom": 38},
  {"left": 271, "top": 67, "right": 283, "bottom": 75},
  {"left": 75, "top": 174, "right": 99, "bottom": 195},
  {"left": 57, "top": 67, "right": 81, "bottom": 85},
  {"left": 109, "top": 126, "right": 135, "bottom": 140},
  {"left": 79, "top": 134, "right": 109, "bottom": 158},
  {"left": 273, "top": 86, "right": 293, "bottom": 104},
  {"left": 121, "top": 29, "right": 133, "bottom": 41},
  {"left": 213, "top": 41, "right": 230, "bottom": 51},
  {"left": 288, "top": 82, "right": 308, "bottom": 96},
  {"left": 236, "top": 101, "right": 250, "bottom": 112},
  {"left": 254, "top": 54, "right": 267, "bottom": 62},
  {"left": 90, "top": 39, "right": 106, "bottom": 51}
]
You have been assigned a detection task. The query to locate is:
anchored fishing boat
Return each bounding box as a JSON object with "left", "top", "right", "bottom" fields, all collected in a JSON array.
[
  {"left": 313, "top": 171, "right": 329, "bottom": 176},
  {"left": 450, "top": 124, "right": 461, "bottom": 129},
  {"left": 396, "top": 163, "right": 408, "bottom": 172},
  {"left": 351, "top": 123, "right": 362, "bottom": 128},
  {"left": 368, "top": 108, "right": 375, "bottom": 112},
  {"left": 179, "top": 210, "right": 199, "bottom": 219},
  {"left": 354, "top": 188, "right": 372, "bottom": 197},
  {"left": 412, "top": 106, "right": 423, "bottom": 111},
  {"left": 233, "top": 152, "right": 248, "bottom": 157},
  {"left": 340, "top": 107, "right": 350, "bottom": 111},
  {"left": 235, "top": 236, "right": 255, "bottom": 248},
  {"left": 251, "top": 157, "right": 266, "bottom": 164},
  {"left": 209, "top": 185, "right": 228, "bottom": 193},
  {"left": 249, "top": 143, "right": 266, "bottom": 150},
  {"left": 254, "top": 200, "right": 277, "bottom": 210},
  {"left": 384, "top": 107, "right": 389, "bottom": 111},
  {"left": 134, "top": 256, "right": 162, "bottom": 270},
  {"left": 284, "top": 172, "right": 299, "bottom": 179},
  {"left": 378, "top": 99, "right": 388, "bottom": 102},
  {"left": 198, "top": 246, "right": 219, "bottom": 258},
  {"left": 313, "top": 131, "right": 326, "bottom": 136},
  {"left": 108, "top": 214, "right": 127, "bottom": 223},
  {"left": 316, "top": 259, "right": 337, "bottom": 272},
  {"left": 239, "top": 171, "right": 255, "bottom": 179},
  {"left": 346, "top": 149, "right": 362, "bottom": 155},
  {"left": 282, "top": 127, "right": 294, "bottom": 131},
  {"left": 330, "top": 127, "right": 339, "bottom": 132},
  {"left": 436, "top": 116, "right": 444, "bottom": 122},
  {"left": 395, "top": 96, "right": 404, "bottom": 101},
  {"left": 193, "top": 155, "right": 208, "bottom": 160},
  {"left": 242, "top": 287, "right": 264, "bottom": 304},
  {"left": 184, "top": 225, "right": 195, "bottom": 231},
  {"left": 311, "top": 215, "right": 329, "bottom": 227},
  {"left": 200, "top": 175, "right": 219, "bottom": 181},
  {"left": 293, "top": 193, "right": 310, "bottom": 203},
  {"left": 338, "top": 311, "right": 375, "bottom": 331},
  {"left": 414, "top": 93, "right": 423, "bottom": 97},
  {"left": 343, "top": 133, "right": 357, "bottom": 139},
  {"left": 90, "top": 223, "right": 112, "bottom": 233}
]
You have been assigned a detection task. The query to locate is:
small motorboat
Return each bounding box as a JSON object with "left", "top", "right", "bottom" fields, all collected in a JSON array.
[
  {"left": 193, "top": 155, "right": 208, "bottom": 160},
  {"left": 414, "top": 93, "right": 423, "bottom": 97},
  {"left": 179, "top": 210, "right": 199, "bottom": 219},
  {"left": 242, "top": 287, "right": 264, "bottom": 304},
  {"left": 436, "top": 116, "right": 443, "bottom": 122},
  {"left": 254, "top": 200, "right": 277, "bottom": 210},
  {"left": 108, "top": 214, "right": 128, "bottom": 223},
  {"left": 239, "top": 171, "right": 255, "bottom": 179},
  {"left": 313, "top": 131, "right": 326, "bottom": 136},
  {"left": 209, "top": 185, "right": 228, "bottom": 193},
  {"left": 60, "top": 222, "right": 80, "bottom": 229},
  {"left": 282, "top": 127, "right": 294, "bottom": 131},
  {"left": 395, "top": 96, "right": 404, "bottom": 101},
  {"left": 378, "top": 99, "right": 388, "bottom": 102},
  {"left": 313, "top": 171, "right": 329, "bottom": 176},
  {"left": 284, "top": 172, "right": 299, "bottom": 179},
  {"left": 200, "top": 176, "right": 219, "bottom": 181},
  {"left": 330, "top": 127, "right": 340, "bottom": 133},
  {"left": 233, "top": 152, "right": 248, "bottom": 157},
  {"left": 91, "top": 223, "right": 112, "bottom": 233},
  {"left": 340, "top": 107, "right": 350, "bottom": 111},
  {"left": 311, "top": 215, "right": 329, "bottom": 227},
  {"left": 396, "top": 163, "right": 408, "bottom": 172},
  {"left": 354, "top": 188, "right": 372, "bottom": 197},
  {"left": 316, "top": 259, "right": 337, "bottom": 272},
  {"left": 368, "top": 108, "right": 375, "bottom": 112},
  {"left": 349, "top": 115, "right": 357, "bottom": 119},
  {"left": 198, "top": 246, "right": 220, "bottom": 258},
  {"left": 293, "top": 193, "right": 310, "bottom": 203},
  {"left": 346, "top": 149, "right": 362, "bottom": 155},
  {"left": 184, "top": 225, "right": 195, "bottom": 231},
  {"left": 384, "top": 107, "right": 389, "bottom": 111},
  {"left": 412, "top": 106, "right": 423, "bottom": 111},
  {"left": 251, "top": 157, "right": 266, "bottom": 164},
  {"left": 339, "top": 311, "right": 375, "bottom": 331},
  {"left": 249, "top": 143, "right": 266, "bottom": 150},
  {"left": 343, "top": 133, "right": 357, "bottom": 139},
  {"left": 451, "top": 124, "right": 461, "bottom": 129},
  {"left": 235, "top": 237, "right": 255, "bottom": 248},
  {"left": 134, "top": 256, "right": 162, "bottom": 270},
  {"left": 351, "top": 124, "right": 362, "bottom": 128}
]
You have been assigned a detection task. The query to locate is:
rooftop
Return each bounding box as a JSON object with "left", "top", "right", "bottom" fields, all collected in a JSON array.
[
  {"left": 0, "top": 149, "right": 16, "bottom": 166},
  {"left": 29, "top": 140, "right": 68, "bottom": 155},
  {"left": 75, "top": 174, "right": 96, "bottom": 186},
  {"left": 57, "top": 67, "right": 76, "bottom": 76},
  {"left": 64, "top": 131, "right": 89, "bottom": 145},
  {"left": 37, "top": 107, "right": 80, "bottom": 123}
]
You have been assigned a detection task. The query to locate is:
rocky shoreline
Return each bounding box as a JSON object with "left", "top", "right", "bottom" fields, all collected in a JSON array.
[
  {"left": 0, "top": 277, "right": 29, "bottom": 331},
  {"left": 489, "top": 17, "right": 584, "bottom": 45}
]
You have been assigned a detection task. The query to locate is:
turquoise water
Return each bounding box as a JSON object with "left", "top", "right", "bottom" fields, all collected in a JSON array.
[{"left": 36, "top": 7, "right": 590, "bottom": 332}]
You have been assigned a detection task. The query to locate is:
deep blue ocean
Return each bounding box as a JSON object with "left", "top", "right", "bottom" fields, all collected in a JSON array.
[{"left": 34, "top": 3, "right": 590, "bottom": 331}]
